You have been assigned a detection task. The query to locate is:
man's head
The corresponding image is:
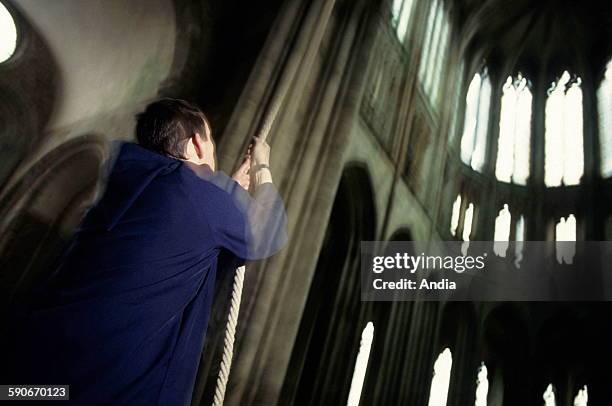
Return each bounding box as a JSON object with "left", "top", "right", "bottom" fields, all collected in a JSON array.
[{"left": 136, "top": 98, "right": 216, "bottom": 169}]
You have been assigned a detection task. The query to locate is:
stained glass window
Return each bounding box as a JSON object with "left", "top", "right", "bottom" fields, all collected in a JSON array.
[
  {"left": 545, "top": 71, "right": 584, "bottom": 186},
  {"left": 496, "top": 74, "right": 532, "bottom": 184},
  {"left": 428, "top": 348, "right": 453, "bottom": 406},
  {"left": 461, "top": 71, "right": 491, "bottom": 172}
]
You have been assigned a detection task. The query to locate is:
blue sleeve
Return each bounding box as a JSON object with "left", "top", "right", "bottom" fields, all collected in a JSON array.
[{"left": 189, "top": 168, "right": 288, "bottom": 261}]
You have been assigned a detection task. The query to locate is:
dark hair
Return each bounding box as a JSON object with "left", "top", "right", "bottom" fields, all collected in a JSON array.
[{"left": 135, "top": 98, "right": 210, "bottom": 158}]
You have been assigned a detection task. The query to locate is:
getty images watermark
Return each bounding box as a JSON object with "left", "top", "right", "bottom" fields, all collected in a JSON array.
[{"left": 361, "top": 241, "right": 612, "bottom": 301}]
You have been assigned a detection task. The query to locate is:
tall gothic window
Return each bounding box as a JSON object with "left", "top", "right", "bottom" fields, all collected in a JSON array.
[
  {"left": 496, "top": 74, "right": 532, "bottom": 184},
  {"left": 493, "top": 204, "right": 511, "bottom": 257},
  {"left": 493, "top": 205, "right": 525, "bottom": 261},
  {"left": 545, "top": 71, "right": 584, "bottom": 187},
  {"left": 392, "top": 0, "right": 414, "bottom": 42},
  {"left": 449, "top": 62, "right": 466, "bottom": 143},
  {"left": 461, "top": 70, "right": 491, "bottom": 172},
  {"left": 573, "top": 385, "right": 588, "bottom": 406},
  {"left": 515, "top": 215, "right": 525, "bottom": 265},
  {"left": 474, "top": 363, "right": 489, "bottom": 406},
  {"left": 418, "top": 0, "right": 451, "bottom": 106},
  {"left": 462, "top": 203, "right": 474, "bottom": 242},
  {"left": 450, "top": 194, "right": 462, "bottom": 236},
  {"left": 555, "top": 214, "right": 576, "bottom": 264},
  {"left": 598, "top": 59, "right": 612, "bottom": 177},
  {"left": 428, "top": 348, "right": 453, "bottom": 406},
  {"left": 556, "top": 214, "right": 577, "bottom": 241},
  {"left": 543, "top": 384, "right": 557, "bottom": 406},
  {"left": 347, "top": 322, "right": 374, "bottom": 406},
  {"left": 494, "top": 204, "right": 511, "bottom": 241}
]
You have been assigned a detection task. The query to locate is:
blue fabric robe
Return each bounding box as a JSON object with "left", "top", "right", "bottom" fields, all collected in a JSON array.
[{"left": 2, "top": 143, "right": 287, "bottom": 405}]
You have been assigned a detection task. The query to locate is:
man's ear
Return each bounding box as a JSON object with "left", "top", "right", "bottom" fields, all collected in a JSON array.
[{"left": 192, "top": 132, "right": 206, "bottom": 160}]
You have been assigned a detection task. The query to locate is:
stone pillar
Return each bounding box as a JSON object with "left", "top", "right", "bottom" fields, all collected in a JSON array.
[
  {"left": 446, "top": 319, "right": 479, "bottom": 406},
  {"left": 398, "top": 301, "right": 439, "bottom": 405},
  {"left": 202, "top": 0, "right": 383, "bottom": 404}
]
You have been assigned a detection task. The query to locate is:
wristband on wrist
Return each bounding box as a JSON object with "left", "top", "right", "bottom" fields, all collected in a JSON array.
[{"left": 252, "top": 163, "right": 270, "bottom": 173}]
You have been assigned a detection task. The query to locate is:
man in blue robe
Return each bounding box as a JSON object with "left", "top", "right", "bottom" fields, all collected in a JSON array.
[{"left": 1, "top": 98, "right": 287, "bottom": 405}]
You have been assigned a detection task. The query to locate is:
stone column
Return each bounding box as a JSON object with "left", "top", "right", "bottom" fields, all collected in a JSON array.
[{"left": 206, "top": 0, "right": 383, "bottom": 404}]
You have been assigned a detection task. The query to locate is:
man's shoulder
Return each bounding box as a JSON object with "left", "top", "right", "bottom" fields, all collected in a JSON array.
[{"left": 178, "top": 164, "right": 240, "bottom": 198}]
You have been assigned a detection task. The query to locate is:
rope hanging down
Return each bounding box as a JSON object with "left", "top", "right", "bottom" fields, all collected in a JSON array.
[
  {"left": 212, "top": 265, "right": 244, "bottom": 406},
  {"left": 210, "top": 0, "right": 337, "bottom": 404},
  {"left": 210, "top": 92, "right": 279, "bottom": 406},
  {"left": 210, "top": 66, "right": 282, "bottom": 406}
]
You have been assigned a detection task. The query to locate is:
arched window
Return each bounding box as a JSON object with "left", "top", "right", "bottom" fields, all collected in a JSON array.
[
  {"left": 598, "top": 59, "right": 612, "bottom": 177},
  {"left": 347, "top": 322, "right": 374, "bottom": 406},
  {"left": 418, "top": 0, "right": 451, "bottom": 106},
  {"left": 0, "top": 1, "right": 17, "bottom": 63},
  {"left": 543, "top": 384, "right": 557, "bottom": 406},
  {"left": 515, "top": 215, "right": 525, "bottom": 265},
  {"left": 474, "top": 363, "right": 489, "bottom": 406},
  {"left": 428, "top": 16, "right": 450, "bottom": 99},
  {"left": 494, "top": 204, "right": 511, "bottom": 257},
  {"left": 573, "top": 385, "right": 588, "bottom": 406},
  {"left": 493, "top": 205, "right": 526, "bottom": 261},
  {"left": 428, "top": 348, "right": 453, "bottom": 406},
  {"left": 555, "top": 214, "right": 576, "bottom": 264},
  {"left": 494, "top": 204, "right": 511, "bottom": 241},
  {"left": 449, "top": 62, "right": 466, "bottom": 143},
  {"left": 496, "top": 74, "right": 532, "bottom": 184},
  {"left": 461, "top": 70, "right": 492, "bottom": 172},
  {"left": 450, "top": 194, "right": 462, "bottom": 236},
  {"left": 556, "top": 214, "right": 577, "bottom": 241},
  {"left": 463, "top": 203, "right": 475, "bottom": 242},
  {"left": 545, "top": 71, "right": 584, "bottom": 187},
  {"left": 392, "top": 0, "right": 414, "bottom": 42}
]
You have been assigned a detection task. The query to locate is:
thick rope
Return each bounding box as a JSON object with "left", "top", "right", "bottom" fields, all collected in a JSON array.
[
  {"left": 212, "top": 265, "right": 245, "bottom": 406},
  {"left": 210, "top": 0, "right": 338, "bottom": 403}
]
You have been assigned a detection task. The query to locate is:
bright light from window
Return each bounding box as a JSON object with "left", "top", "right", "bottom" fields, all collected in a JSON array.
[
  {"left": 462, "top": 203, "right": 474, "bottom": 242},
  {"left": 418, "top": 0, "right": 451, "bottom": 107},
  {"left": 474, "top": 363, "right": 489, "bottom": 406},
  {"left": 450, "top": 194, "right": 462, "bottom": 236},
  {"left": 347, "top": 322, "right": 374, "bottom": 406},
  {"left": 0, "top": 1, "right": 17, "bottom": 63},
  {"left": 598, "top": 60, "right": 612, "bottom": 177},
  {"left": 428, "top": 348, "right": 453, "bottom": 406},
  {"left": 428, "top": 18, "right": 450, "bottom": 98},
  {"left": 515, "top": 215, "right": 525, "bottom": 266},
  {"left": 573, "top": 385, "right": 588, "bottom": 406},
  {"left": 543, "top": 384, "right": 556, "bottom": 406},
  {"left": 392, "top": 0, "right": 414, "bottom": 42},
  {"left": 449, "top": 62, "right": 466, "bottom": 143},
  {"left": 555, "top": 214, "right": 576, "bottom": 264},
  {"left": 496, "top": 74, "right": 532, "bottom": 184},
  {"left": 494, "top": 204, "right": 511, "bottom": 257},
  {"left": 545, "top": 71, "right": 584, "bottom": 186},
  {"left": 556, "top": 214, "right": 577, "bottom": 241},
  {"left": 461, "top": 71, "right": 491, "bottom": 172},
  {"left": 392, "top": 0, "right": 403, "bottom": 22},
  {"left": 418, "top": 0, "right": 439, "bottom": 83}
]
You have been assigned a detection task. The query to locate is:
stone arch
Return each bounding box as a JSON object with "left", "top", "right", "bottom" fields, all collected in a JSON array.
[
  {"left": 0, "top": 134, "right": 107, "bottom": 314},
  {"left": 0, "top": 0, "right": 60, "bottom": 188},
  {"left": 531, "top": 305, "right": 612, "bottom": 406},
  {"left": 389, "top": 227, "right": 413, "bottom": 242},
  {"left": 280, "top": 163, "right": 376, "bottom": 406}
]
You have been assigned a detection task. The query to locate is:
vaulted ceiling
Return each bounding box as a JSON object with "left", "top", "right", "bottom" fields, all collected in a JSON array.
[{"left": 455, "top": 0, "right": 612, "bottom": 81}]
